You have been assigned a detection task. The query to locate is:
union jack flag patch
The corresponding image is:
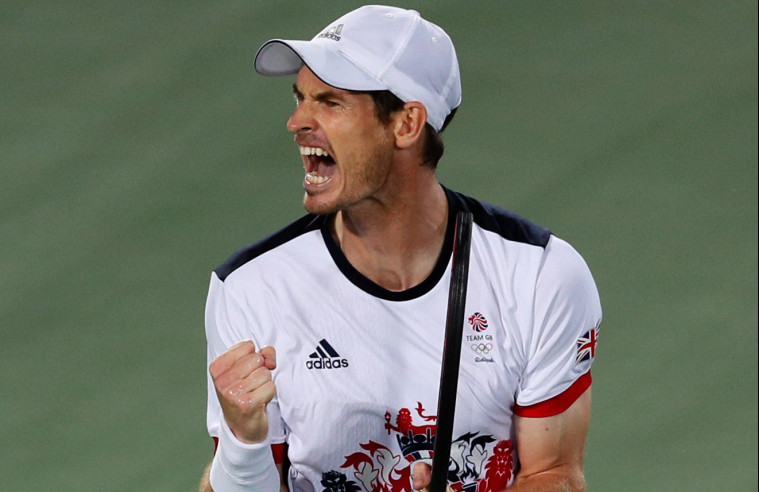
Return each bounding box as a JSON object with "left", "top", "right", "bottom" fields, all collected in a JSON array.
[{"left": 575, "top": 323, "right": 600, "bottom": 364}]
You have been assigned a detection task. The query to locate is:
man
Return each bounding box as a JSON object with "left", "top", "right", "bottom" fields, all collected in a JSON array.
[{"left": 200, "top": 5, "right": 602, "bottom": 492}]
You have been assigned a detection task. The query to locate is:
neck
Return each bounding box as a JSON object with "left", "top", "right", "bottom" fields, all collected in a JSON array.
[{"left": 333, "top": 179, "right": 448, "bottom": 292}]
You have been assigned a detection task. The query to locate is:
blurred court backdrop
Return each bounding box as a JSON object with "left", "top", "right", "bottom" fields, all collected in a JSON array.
[{"left": 1, "top": 1, "right": 756, "bottom": 490}]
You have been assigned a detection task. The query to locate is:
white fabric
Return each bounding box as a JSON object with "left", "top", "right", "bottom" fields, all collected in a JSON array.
[
  {"left": 205, "top": 202, "right": 601, "bottom": 491},
  {"left": 209, "top": 413, "right": 280, "bottom": 491},
  {"left": 254, "top": 5, "right": 461, "bottom": 131}
]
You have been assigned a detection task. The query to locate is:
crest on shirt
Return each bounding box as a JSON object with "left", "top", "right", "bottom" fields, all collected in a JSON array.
[
  {"left": 319, "top": 402, "right": 514, "bottom": 491},
  {"left": 575, "top": 321, "right": 600, "bottom": 365},
  {"left": 465, "top": 312, "right": 495, "bottom": 363},
  {"left": 468, "top": 312, "right": 488, "bottom": 332}
]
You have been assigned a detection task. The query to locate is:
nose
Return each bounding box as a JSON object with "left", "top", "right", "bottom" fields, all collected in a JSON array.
[{"left": 287, "top": 102, "right": 315, "bottom": 134}]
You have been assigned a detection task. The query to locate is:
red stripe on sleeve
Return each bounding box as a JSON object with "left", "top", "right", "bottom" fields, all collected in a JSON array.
[
  {"left": 271, "top": 443, "right": 287, "bottom": 464},
  {"left": 513, "top": 372, "right": 592, "bottom": 418}
]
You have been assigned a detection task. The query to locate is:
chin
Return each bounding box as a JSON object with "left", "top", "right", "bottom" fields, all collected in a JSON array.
[{"left": 303, "top": 194, "right": 338, "bottom": 216}]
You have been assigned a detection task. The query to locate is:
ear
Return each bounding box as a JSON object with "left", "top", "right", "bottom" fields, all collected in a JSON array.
[{"left": 393, "top": 102, "right": 427, "bottom": 149}]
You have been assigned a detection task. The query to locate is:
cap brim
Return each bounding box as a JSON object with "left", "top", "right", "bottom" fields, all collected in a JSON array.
[
  {"left": 254, "top": 40, "right": 304, "bottom": 76},
  {"left": 254, "top": 39, "right": 387, "bottom": 92}
]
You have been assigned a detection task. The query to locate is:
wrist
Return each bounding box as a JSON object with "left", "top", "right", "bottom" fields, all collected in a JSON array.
[
  {"left": 226, "top": 420, "right": 266, "bottom": 446},
  {"left": 209, "top": 416, "right": 279, "bottom": 491}
]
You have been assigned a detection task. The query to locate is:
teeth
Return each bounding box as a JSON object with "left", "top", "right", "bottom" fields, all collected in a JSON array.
[
  {"left": 305, "top": 173, "right": 330, "bottom": 184},
  {"left": 299, "top": 146, "right": 330, "bottom": 157}
]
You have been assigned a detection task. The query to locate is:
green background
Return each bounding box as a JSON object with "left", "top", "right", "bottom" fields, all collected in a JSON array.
[{"left": 1, "top": 1, "right": 756, "bottom": 490}]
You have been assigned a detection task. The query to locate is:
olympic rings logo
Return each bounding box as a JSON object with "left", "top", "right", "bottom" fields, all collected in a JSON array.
[{"left": 471, "top": 343, "right": 493, "bottom": 354}]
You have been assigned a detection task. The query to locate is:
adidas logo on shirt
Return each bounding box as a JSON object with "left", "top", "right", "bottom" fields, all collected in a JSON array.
[{"left": 306, "top": 339, "right": 349, "bottom": 370}]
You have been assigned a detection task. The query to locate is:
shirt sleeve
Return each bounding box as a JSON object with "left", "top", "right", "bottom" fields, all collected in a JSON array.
[
  {"left": 204, "top": 272, "right": 286, "bottom": 444},
  {"left": 514, "top": 235, "right": 602, "bottom": 416}
]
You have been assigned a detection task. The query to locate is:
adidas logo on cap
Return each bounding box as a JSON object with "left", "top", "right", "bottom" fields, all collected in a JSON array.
[
  {"left": 317, "top": 23, "right": 343, "bottom": 41},
  {"left": 306, "top": 339, "right": 349, "bottom": 370}
]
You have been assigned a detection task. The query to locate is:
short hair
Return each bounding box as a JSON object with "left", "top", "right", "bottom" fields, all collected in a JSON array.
[{"left": 367, "top": 90, "right": 457, "bottom": 168}]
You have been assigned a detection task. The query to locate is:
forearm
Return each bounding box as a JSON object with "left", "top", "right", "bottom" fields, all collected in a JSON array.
[
  {"left": 199, "top": 462, "right": 212, "bottom": 492},
  {"left": 276, "top": 463, "right": 289, "bottom": 491}
]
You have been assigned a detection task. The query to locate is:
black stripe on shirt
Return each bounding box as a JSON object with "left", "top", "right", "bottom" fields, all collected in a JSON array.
[{"left": 214, "top": 214, "right": 326, "bottom": 281}]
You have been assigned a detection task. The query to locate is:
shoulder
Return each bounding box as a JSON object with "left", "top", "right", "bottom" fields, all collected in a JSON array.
[
  {"left": 446, "top": 188, "right": 599, "bottom": 309},
  {"left": 214, "top": 214, "right": 328, "bottom": 281},
  {"left": 533, "top": 234, "right": 602, "bottom": 336},
  {"left": 447, "top": 189, "right": 551, "bottom": 248},
  {"left": 539, "top": 235, "right": 599, "bottom": 294}
]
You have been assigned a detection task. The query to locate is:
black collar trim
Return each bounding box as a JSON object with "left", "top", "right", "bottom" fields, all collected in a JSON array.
[{"left": 321, "top": 187, "right": 458, "bottom": 302}]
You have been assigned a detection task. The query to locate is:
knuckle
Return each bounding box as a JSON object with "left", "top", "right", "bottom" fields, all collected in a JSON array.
[
  {"left": 240, "top": 396, "right": 266, "bottom": 415},
  {"left": 231, "top": 340, "right": 255, "bottom": 351},
  {"left": 252, "top": 365, "right": 272, "bottom": 380},
  {"left": 208, "top": 359, "right": 223, "bottom": 377},
  {"left": 261, "top": 380, "right": 277, "bottom": 399},
  {"left": 225, "top": 383, "right": 243, "bottom": 399}
]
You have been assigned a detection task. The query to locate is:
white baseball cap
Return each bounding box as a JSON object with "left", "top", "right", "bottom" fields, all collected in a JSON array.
[{"left": 254, "top": 5, "right": 461, "bottom": 132}]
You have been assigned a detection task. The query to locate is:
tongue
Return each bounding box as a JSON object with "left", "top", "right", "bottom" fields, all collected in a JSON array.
[{"left": 309, "top": 155, "right": 336, "bottom": 178}]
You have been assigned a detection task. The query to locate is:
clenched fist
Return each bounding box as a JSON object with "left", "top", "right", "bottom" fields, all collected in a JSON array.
[{"left": 209, "top": 341, "right": 277, "bottom": 444}]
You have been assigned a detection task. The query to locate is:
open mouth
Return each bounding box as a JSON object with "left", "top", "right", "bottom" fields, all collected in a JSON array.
[{"left": 300, "top": 146, "right": 336, "bottom": 185}]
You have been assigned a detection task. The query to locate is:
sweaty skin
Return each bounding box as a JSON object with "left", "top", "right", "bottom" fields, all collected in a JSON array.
[{"left": 208, "top": 341, "right": 277, "bottom": 444}]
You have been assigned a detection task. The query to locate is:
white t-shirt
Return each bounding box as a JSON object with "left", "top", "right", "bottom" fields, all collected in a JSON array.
[{"left": 205, "top": 189, "right": 602, "bottom": 492}]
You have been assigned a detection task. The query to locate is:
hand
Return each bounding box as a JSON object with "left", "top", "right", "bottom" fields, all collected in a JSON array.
[
  {"left": 209, "top": 340, "right": 277, "bottom": 444},
  {"left": 412, "top": 461, "right": 454, "bottom": 492}
]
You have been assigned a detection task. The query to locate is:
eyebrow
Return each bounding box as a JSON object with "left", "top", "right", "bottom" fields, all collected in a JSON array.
[{"left": 292, "top": 83, "right": 346, "bottom": 102}]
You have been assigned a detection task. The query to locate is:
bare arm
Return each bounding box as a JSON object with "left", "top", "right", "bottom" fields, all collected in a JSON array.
[
  {"left": 411, "top": 387, "right": 591, "bottom": 491},
  {"left": 276, "top": 463, "right": 289, "bottom": 492},
  {"left": 199, "top": 462, "right": 211, "bottom": 492},
  {"left": 509, "top": 387, "right": 592, "bottom": 491}
]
